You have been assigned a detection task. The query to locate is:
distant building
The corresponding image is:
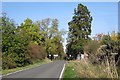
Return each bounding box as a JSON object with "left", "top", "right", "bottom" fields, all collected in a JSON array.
[
  {"left": 47, "top": 54, "right": 58, "bottom": 60},
  {"left": 54, "top": 54, "right": 58, "bottom": 59},
  {"left": 81, "top": 54, "right": 84, "bottom": 60}
]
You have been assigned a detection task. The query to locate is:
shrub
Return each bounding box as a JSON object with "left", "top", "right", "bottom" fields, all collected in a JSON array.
[
  {"left": 2, "top": 54, "right": 17, "bottom": 69},
  {"left": 27, "top": 42, "right": 46, "bottom": 62},
  {"left": 84, "top": 40, "right": 100, "bottom": 63}
]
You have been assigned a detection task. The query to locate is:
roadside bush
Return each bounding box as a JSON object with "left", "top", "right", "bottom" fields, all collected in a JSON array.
[
  {"left": 2, "top": 54, "right": 17, "bottom": 69},
  {"left": 27, "top": 42, "right": 46, "bottom": 62},
  {"left": 82, "top": 36, "right": 119, "bottom": 78},
  {"left": 84, "top": 40, "right": 100, "bottom": 63}
]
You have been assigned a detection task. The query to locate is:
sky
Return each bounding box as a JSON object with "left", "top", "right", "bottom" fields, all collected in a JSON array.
[
  {"left": 2, "top": 2, "right": 118, "bottom": 51},
  {"left": 118, "top": 2, "right": 120, "bottom": 32},
  {"left": 1, "top": 0, "right": 119, "bottom": 2}
]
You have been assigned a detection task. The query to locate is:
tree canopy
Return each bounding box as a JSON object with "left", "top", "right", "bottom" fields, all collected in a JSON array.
[
  {"left": 66, "top": 3, "right": 92, "bottom": 59},
  {"left": 2, "top": 13, "right": 65, "bottom": 69}
]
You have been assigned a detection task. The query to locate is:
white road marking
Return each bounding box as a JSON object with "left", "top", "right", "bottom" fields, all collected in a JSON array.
[
  {"left": 59, "top": 63, "right": 65, "bottom": 80},
  {"left": 1, "top": 61, "right": 65, "bottom": 79},
  {"left": 0, "top": 63, "right": 44, "bottom": 78},
  {"left": 1, "top": 67, "right": 32, "bottom": 78}
]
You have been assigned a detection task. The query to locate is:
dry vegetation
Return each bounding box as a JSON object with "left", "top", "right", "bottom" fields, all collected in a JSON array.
[{"left": 74, "top": 60, "right": 119, "bottom": 78}]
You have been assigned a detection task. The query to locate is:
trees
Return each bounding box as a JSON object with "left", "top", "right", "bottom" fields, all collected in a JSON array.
[
  {"left": 66, "top": 3, "right": 92, "bottom": 59},
  {"left": 100, "top": 33, "right": 119, "bottom": 55},
  {"left": 89, "top": 32, "right": 120, "bottom": 65},
  {"left": 2, "top": 14, "right": 32, "bottom": 69},
  {"left": 2, "top": 13, "right": 17, "bottom": 69},
  {"left": 19, "top": 18, "right": 43, "bottom": 45},
  {"left": 39, "top": 18, "right": 65, "bottom": 57},
  {"left": 2, "top": 14, "right": 65, "bottom": 69}
]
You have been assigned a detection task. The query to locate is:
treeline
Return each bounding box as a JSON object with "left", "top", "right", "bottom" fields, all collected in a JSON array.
[
  {"left": 1, "top": 13, "right": 65, "bottom": 69},
  {"left": 66, "top": 3, "right": 120, "bottom": 65},
  {"left": 84, "top": 32, "right": 120, "bottom": 66},
  {"left": 65, "top": 3, "right": 120, "bottom": 78},
  {"left": 75, "top": 32, "right": 120, "bottom": 78}
]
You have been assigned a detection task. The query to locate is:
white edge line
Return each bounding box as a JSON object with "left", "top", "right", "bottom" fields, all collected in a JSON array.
[
  {"left": 59, "top": 63, "right": 65, "bottom": 80},
  {"left": 0, "top": 67, "right": 32, "bottom": 78},
  {"left": 0, "top": 62, "right": 46, "bottom": 78}
]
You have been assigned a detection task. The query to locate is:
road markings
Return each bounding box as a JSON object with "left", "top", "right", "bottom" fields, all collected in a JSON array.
[
  {"left": 1, "top": 63, "right": 44, "bottom": 78},
  {"left": 1, "top": 61, "right": 65, "bottom": 79},
  {"left": 1, "top": 67, "right": 32, "bottom": 78},
  {"left": 59, "top": 63, "right": 65, "bottom": 80}
]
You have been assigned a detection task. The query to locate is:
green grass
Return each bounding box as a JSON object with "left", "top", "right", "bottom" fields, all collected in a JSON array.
[
  {"left": 63, "top": 61, "right": 80, "bottom": 79},
  {"left": 2, "top": 59, "right": 51, "bottom": 75}
]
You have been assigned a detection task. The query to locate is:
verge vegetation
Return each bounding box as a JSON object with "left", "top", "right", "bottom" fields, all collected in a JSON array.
[
  {"left": 65, "top": 3, "right": 120, "bottom": 79},
  {"left": 2, "top": 58, "right": 51, "bottom": 75}
]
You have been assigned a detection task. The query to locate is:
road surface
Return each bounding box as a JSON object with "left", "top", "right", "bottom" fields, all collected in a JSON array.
[{"left": 2, "top": 60, "right": 65, "bottom": 80}]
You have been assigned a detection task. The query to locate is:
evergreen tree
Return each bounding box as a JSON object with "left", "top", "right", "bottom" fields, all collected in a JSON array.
[{"left": 67, "top": 4, "right": 92, "bottom": 58}]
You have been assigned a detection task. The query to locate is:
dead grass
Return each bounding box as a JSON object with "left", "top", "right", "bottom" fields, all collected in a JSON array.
[{"left": 74, "top": 59, "right": 119, "bottom": 78}]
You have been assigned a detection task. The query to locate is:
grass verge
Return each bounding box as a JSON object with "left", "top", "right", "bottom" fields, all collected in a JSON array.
[
  {"left": 63, "top": 61, "right": 80, "bottom": 79},
  {"left": 74, "top": 60, "right": 119, "bottom": 78},
  {"left": 2, "top": 58, "right": 52, "bottom": 75},
  {"left": 63, "top": 60, "right": 119, "bottom": 79}
]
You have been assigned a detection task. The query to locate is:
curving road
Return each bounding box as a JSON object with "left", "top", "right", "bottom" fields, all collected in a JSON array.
[{"left": 2, "top": 60, "right": 65, "bottom": 80}]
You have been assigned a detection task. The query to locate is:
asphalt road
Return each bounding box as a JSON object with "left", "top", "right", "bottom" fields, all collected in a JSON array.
[{"left": 2, "top": 60, "right": 65, "bottom": 80}]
